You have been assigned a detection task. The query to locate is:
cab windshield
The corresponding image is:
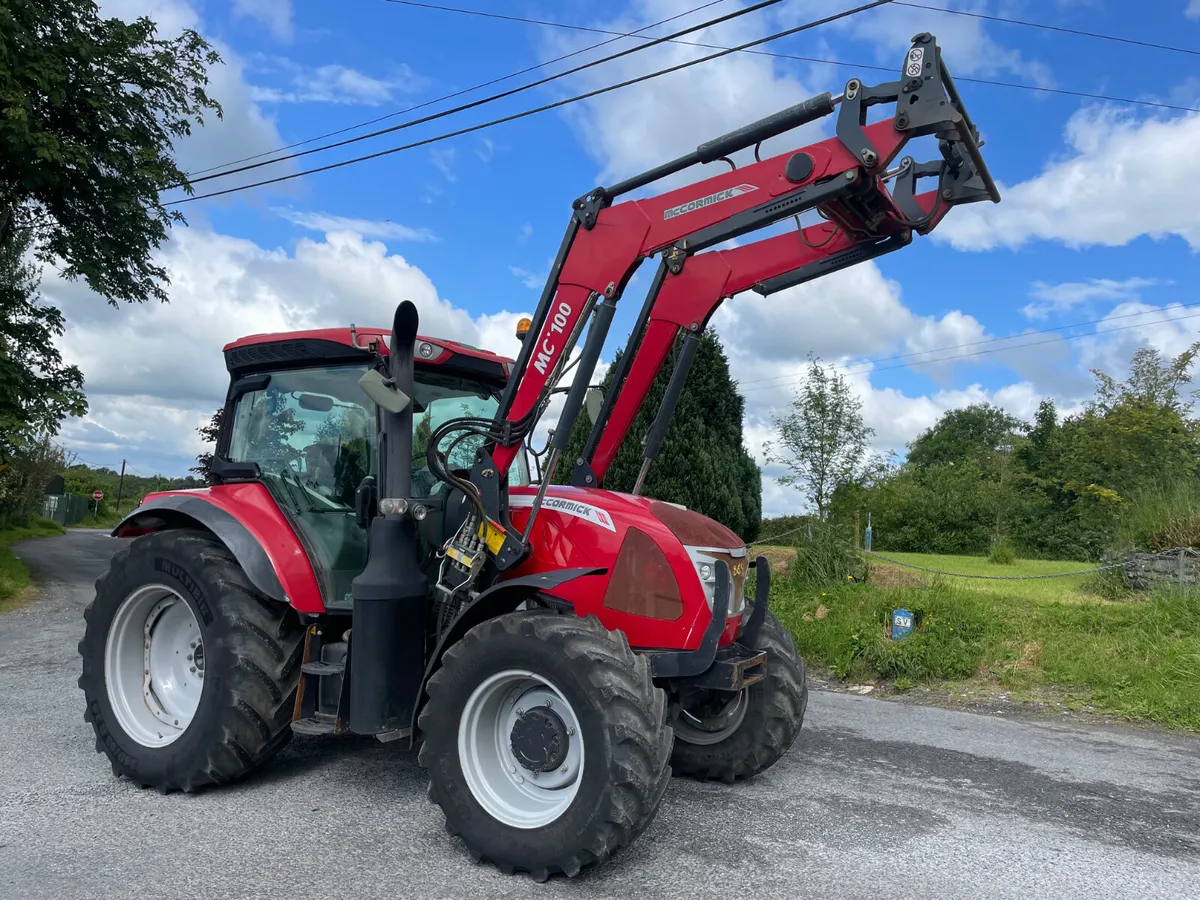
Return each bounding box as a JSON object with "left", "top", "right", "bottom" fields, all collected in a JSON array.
[{"left": 226, "top": 363, "right": 529, "bottom": 510}]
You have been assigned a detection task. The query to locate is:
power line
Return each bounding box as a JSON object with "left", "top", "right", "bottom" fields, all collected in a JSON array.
[
  {"left": 741, "top": 310, "right": 1200, "bottom": 393},
  {"left": 381, "top": 1, "right": 1200, "bottom": 116},
  {"left": 738, "top": 302, "right": 1200, "bottom": 388},
  {"left": 166, "top": 0, "right": 898, "bottom": 205},
  {"left": 894, "top": 1, "right": 1200, "bottom": 58},
  {"left": 186, "top": 0, "right": 731, "bottom": 178},
  {"left": 180, "top": 0, "right": 790, "bottom": 189}
]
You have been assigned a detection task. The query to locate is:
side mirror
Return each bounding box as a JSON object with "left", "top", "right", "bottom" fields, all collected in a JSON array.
[
  {"left": 358, "top": 368, "right": 412, "bottom": 415},
  {"left": 584, "top": 387, "right": 604, "bottom": 425}
]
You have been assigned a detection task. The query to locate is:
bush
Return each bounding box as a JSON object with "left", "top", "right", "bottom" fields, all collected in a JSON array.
[
  {"left": 779, "top": 581, "right": 995, "bottom": 682},
  {"left": 987, "top": 536, "right": 1017, "bottom": 565},
  {"left": 756, "top": 514, "right": 817, "bottom": 544},
  {"left": 1117, "top": 479, "right": 1200, "bottom": 552},
  {"left": 787, "top": 522, "right": 864, "bottom": 587}
]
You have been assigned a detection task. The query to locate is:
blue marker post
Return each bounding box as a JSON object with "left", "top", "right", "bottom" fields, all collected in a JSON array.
[
  {"left": 864, "top": 511, "right": 872, "bottom": 551},
  {"left": 891, "top": 608, "right": 914, "bottom": 641}
]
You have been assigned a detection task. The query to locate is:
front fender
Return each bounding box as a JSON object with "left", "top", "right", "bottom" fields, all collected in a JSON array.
[
  {"left": 113, "top": 486, "right": 324, "bottom": 612},
  {"left": 407, "top": 566, "right": 606, "bottom": 743}
]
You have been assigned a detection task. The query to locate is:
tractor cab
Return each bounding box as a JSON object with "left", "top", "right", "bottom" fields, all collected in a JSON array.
[{"left": 212, "top": 327, "right": 530, "bottom": 610}]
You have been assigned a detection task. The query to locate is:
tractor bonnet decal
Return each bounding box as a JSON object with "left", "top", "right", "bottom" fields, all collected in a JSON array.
[
  {"left": 509, "top": 495, "right": 617, "bottom": 531},
  {"left": 663, "top": 183, "right": 758, "bottom": 220}
]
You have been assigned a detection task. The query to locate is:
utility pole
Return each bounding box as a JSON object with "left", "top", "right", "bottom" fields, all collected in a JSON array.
[{"left": 115, "top": 459, "right": 127, "bottom": 514}]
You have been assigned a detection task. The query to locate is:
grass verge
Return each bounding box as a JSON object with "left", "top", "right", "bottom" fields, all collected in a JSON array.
[
  {"left": 772, "top": 574, "right": 1200, "bottom": 731},
  {"left": 72, "top": 509, "right": 125, "bottom": 530},
  {"left": 0, "top": 518, "right": 67, "bottom": 612}
]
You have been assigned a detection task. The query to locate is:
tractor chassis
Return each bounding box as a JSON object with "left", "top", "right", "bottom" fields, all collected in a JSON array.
[{"left": 286, "top": 555, "right": 775, "bottom": 740}]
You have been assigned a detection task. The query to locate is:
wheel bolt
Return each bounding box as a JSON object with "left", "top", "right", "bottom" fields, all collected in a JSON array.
[
  {"left": 531, "top": 771, "right": 539, "bottom": 780},
  {"left": 567, "top": 726, "right": 576, "bottom": 736},
  {"left": 544, "top": 699, "right": 553, "bottom": 708},
  {"left": 186, "top": 654, "right": 192, "bottom": 661},
  {"left": 190, "top": 666, "right": 196, "bottom": 674},
  {"left": 560, "top": 765, "right": 568, "bottom": 774},
  {"left": 515, "top": 708, "right": 524, "bottom": 716}
]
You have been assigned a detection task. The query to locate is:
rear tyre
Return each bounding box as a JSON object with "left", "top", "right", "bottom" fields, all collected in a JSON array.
[
  {"left": 668, "top": 606, "right": 807, "bottom": 783},
  {"left": 418, "top": 610, "right": 673, "bottom": 880},
  {"left": 78, "top": 529, "right": 305, "bottom": 792}
]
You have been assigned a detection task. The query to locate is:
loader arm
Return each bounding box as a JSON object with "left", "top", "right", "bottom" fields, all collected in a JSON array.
[
  {"left": 578, "top": 160, "right": 956, "bottom": 488},
  {"left": 424, "top": 32, "right": 998, "bottom": 595}
]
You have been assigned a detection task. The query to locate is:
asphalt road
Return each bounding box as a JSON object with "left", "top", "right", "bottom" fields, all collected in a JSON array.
[{"left": 2, "top": 530, "right": 1198, "bottom": 900}]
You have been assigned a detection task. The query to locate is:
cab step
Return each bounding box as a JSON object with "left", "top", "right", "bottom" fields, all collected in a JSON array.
[
  {"left": 291, "top": 712, "right": 339, "bottom": 736},
  {"left": 301, "top": 660, "right": 345, "bottom": 677}
]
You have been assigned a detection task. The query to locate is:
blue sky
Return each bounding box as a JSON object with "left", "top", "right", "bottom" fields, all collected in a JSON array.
[{"left": 47, "top": 1, "right": 1200, "bottom": 515}]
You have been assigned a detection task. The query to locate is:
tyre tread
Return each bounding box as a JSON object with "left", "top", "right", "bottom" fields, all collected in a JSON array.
[
  {"left": 418, "top": 610, "right": 673, "bottom": 880},
  {"left": 78, "top": 529, "right": 305, "bottom": 793}
]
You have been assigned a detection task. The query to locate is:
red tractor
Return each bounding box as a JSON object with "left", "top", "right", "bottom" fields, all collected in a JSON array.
[{"left": 78, "top": 34, "right": 997, "bottom": 880}]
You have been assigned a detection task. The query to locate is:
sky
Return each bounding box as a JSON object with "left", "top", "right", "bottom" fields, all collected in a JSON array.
[{"left": 41, "top": 0, "right": 1200, "bottom": 516}]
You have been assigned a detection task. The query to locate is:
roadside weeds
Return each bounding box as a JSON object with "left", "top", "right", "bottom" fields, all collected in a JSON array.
[{"left": 0, "top": 519, "right": 67, "bottom": 612}]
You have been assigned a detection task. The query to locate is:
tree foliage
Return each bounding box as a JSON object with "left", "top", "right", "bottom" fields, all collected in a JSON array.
[
  {"left": 0, "top": 222, "right": 86, "bottom": 456},
  {"left": 558, "top": 329, "right": 762, "bottom": 541},
  {"left": 829, "top": 343, "right": 1200, "bottom": 560},
  {"left": 906, "top": 402, "right": 1025, "bottom": 471},
  {"left": 764, "top": 354, "right": 874, "bottom": 518},
  {"left": 191, "top": 407, "right": 223, "bottom": 480},
  {"left": 0, "top": 0, "right": 221, "bottom": 305}
]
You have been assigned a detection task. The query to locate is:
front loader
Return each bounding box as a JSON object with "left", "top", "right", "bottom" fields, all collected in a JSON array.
[{"left": 78, "top": 34, "right": 998, "bottom": 880}]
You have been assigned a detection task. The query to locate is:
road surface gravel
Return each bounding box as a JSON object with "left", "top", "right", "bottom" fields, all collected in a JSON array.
[{"left": 1, "top": 529, "right": 1197, "bottom": 899}]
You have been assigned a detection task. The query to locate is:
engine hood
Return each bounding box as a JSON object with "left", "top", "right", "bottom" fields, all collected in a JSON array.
[{"left": 505, "top": 485, "right": 749, "bottom": 651}]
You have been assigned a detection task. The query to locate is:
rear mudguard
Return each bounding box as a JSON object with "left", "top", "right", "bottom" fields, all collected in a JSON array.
[
  {"left": 406, "top": 567, "right": 606, "bottom": 745},
  {"left": 111, "top": 487, "right": 324, "bottom": 612}
]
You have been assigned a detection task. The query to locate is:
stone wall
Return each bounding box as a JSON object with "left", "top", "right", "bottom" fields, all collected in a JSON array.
[{"left": 1125, "top": 549, "right": 1200, "bottom": 591}]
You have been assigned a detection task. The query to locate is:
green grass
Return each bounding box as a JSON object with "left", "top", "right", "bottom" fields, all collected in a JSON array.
[
  {"left": 73, "top": 509, "right": 125, "bottom": 529},
  {"left": 864, "top": 550, "right": 1099, "bottom": 603},
  {"left": 0, "top": 518, "right": 67, "bottom": 612},
  {"left": 773, "top": 574, "right": 1200, "bottom": 731}
]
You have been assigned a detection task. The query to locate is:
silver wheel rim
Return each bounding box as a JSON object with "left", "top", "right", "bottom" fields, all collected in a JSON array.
[
  {"left": 457, "top": 668, "right": 584, "bottom": 829},
  {"left": 104, "top": 584, "right": 205, "bottom": 748},
  {"left": 674, "top": 690, "right": 749, "bottom": 746}
]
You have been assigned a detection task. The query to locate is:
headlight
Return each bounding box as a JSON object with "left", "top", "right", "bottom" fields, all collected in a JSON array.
[{"left": 698, "top": 562, "right": 713, "bottom": 582}]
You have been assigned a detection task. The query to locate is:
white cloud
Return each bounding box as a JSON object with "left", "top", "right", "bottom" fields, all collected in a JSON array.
[
  {"left": 45, "top": 229, "right": 532, "bottom": 476},
  {"left": 1022, "top": 277, "right": 1160, "bottom": 319},
  {"left": 430, "top": 147, "right": 457, "bottom": 181},
  {"left": 942, "top": 105, "right": 1200, "bottom": 252},
  {"left": 232, "top": 0, "right": 293, "bottom": 42},
  {"left": 783, "top": 0, "right": 1054, "bottom": 87},
  {"left": 273, "top": 207, "right": 437, "bottom": 242},
  {"left": 509, "top": 267, "right": 544, "bottom": 290},
  {"left": 98, "top": 0, "right": 292, "bottom": 194},
  {"left": 1188, "top": 1, "right": 1200, "bottom": 20},
  {"left": 517, "top": 223, "right": 534, "bottom": 245},
  {"left": 250, "top": 61, "right": 424, "bottom": 106},
  {"left": 544, "top": 3, "right": 824, "bottom": 187},
  {"left": 475, "top": 138, "right": 495, "bottom": 162}
]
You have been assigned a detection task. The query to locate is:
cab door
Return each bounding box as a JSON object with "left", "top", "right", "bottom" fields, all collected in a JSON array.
[{"left": 225, "top": 363, "right": 377, "bottom": 610}]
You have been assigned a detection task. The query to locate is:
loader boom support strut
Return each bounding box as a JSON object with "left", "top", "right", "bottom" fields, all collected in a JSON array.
[{"left": 430, "top": 32, "right": 998, "bottom": 580}]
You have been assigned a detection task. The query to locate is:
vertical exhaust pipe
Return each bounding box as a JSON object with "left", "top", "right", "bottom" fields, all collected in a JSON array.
[{"left": 349, "top": 300, "right": 429, "bottom": 735}]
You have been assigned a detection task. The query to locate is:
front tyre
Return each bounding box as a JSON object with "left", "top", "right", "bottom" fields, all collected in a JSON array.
[
  {"left": 418, "top": 610, "right": 673, "bottom": 880},
  {"left": 78, "top": 529, "right": 305, "bottom": 792},
  {"left": 669, "top": 606, "right": 808, "bottom": 783}
]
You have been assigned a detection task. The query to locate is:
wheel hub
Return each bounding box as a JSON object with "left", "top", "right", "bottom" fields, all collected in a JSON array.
[
  {"left": 509, "top": 706, "right": 569, "bottom": 773},
  {"left": 104, "top": 584, "right": 205, "bottom": 748},
  {"left": 457, "top": 669, "right": 585, "bottom": 829}
]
